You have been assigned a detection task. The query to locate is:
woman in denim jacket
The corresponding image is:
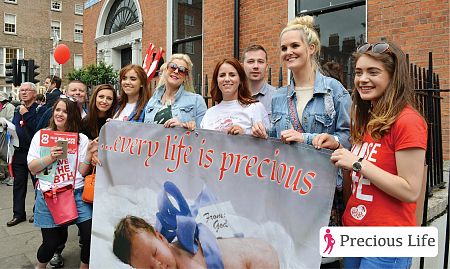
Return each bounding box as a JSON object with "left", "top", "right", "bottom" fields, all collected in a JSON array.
[
  {"left": 144, "top": 54, "right": 206, "bottom": 129},
  {"left": 253, "top": 15, "right": 351, "bottom": 268}
]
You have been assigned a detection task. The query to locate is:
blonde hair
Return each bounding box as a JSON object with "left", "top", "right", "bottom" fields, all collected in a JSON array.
[
  {"left": 157, "top": 53, "right": 195, "bottom": 92},
  {"left": 280, "top": 15, "right": 321, "bottom": 71}
]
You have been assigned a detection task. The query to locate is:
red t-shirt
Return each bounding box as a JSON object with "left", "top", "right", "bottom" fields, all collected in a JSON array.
[{"left": 342, "top": 106, "right": 427, "bottom": 226}]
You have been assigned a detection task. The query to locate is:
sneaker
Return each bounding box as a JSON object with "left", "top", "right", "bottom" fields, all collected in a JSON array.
[
  {"left": 49, "top": 253, "right": 64, "bottom": 268},
  {"left": 4, "top": 177, "right": 13, "bottom": 186}
]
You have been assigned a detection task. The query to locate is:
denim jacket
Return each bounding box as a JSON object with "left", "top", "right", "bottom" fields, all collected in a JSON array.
[
  {"left": 144, "top": 85, "right": 207, "bottom": 127},
  {"left": 270, "top": 71, "right": 351, "bottom": 149}
]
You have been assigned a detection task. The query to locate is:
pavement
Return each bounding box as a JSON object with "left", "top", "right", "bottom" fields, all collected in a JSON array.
[
  {"left": 0, "top": 178, "right": 81, "bottom": 269},
  {"left": 0, "top": 162, "right": 448, "bottom": 269}
]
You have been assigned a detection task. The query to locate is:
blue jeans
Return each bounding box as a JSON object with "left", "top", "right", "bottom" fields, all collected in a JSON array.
[{"left": 344, "top": 257, "right": 412, "bottom": 269}]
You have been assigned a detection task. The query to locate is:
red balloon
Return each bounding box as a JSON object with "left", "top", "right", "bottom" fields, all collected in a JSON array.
[{"left": 54, "top": 44, "right": 70, "bottom": 65}]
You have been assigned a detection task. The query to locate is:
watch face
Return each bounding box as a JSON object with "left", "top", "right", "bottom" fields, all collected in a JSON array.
[{"left": 353, "top": 162, "right": 362, "bottom": 172}]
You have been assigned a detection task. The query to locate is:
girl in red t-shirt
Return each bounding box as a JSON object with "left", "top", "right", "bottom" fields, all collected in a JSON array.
[{"left": 312, "top": 41, "right": 427, "bottom": 268}]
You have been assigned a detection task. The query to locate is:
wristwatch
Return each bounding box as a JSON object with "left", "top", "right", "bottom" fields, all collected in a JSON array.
[{"left": 352, "top": 158, "right": 364, "bottom": 172}]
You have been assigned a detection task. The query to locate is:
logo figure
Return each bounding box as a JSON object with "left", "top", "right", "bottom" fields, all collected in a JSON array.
[{"left": 323, "top": 228, "right": 335, "bottom": 254}]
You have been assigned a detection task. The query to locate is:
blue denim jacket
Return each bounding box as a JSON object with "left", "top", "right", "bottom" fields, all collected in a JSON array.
[
  {"left": 144, "top": 85, "right": 207, "bottom": 127},
  {"left": 270, "top": 71, "right": 351, "bottom": 149}
]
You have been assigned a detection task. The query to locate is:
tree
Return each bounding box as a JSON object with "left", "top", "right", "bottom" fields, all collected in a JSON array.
[{"left": 67, "top": 62, "right": 118, "bottom": 90}]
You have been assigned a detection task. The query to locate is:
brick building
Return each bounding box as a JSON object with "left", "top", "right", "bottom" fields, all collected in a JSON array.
[
  {"left": 83, "top": 0, "right": 449, "bottom": 159},
  {"left": 0, "top": 0, "right": 84, "bottom": 97}
]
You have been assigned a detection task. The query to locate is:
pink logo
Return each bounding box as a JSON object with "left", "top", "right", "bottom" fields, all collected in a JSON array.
[{"left": 323, "top": 228, "right": 336, "bottom": 254}]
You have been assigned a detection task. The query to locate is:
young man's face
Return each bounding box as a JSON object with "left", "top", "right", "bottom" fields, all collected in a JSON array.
[
  {"left": 44, "top": 78, "right": 55, "bottom": 91},
  {"left": 243, "top": 50, "right": 268, "bottom": 82},
  {"left": 66, "top": 82, "right": 87, "bottom": 103},
  {"left": 130, "top": 231, "right": 177, "bottom": 269}
]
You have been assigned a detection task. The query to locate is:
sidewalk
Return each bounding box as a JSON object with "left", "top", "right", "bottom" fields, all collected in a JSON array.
[{"left": 0, "top": 178, "right": 81, "bottom": 269}]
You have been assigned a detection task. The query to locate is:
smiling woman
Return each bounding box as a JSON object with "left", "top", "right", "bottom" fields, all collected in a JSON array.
[{"left": 143, "top": 53, "right": 207, "bottom": 130}]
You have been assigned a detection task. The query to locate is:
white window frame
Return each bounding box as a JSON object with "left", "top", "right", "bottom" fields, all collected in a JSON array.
[
  {"left": 4, "top": 13, "right": 16, "bottom": 34},
  {"left": 74, "top": 24, "right": 83, "bottom": 43},
  {"left": 185, "top": 42, "right": 194, "bottom": 54},
  {"left": 51, "top": 0, "right": 62, "bottom": 11},
  {"left": 50, "top": 52, "right": 62, "bottom": 78},
  {"left": 184, "top": 14, "right": 194, "bottom": 26},
  {"left": 74, "top": 54, "right": 83, "bottom": 70},
  {"left": 51, "top": 20, "right": 61, "bottom": 40},
  {"left": 74, "top": 4, "right": 83, "bottom": 15},
  {"left": 0, "top": 47, "right": 24, "bottom": 76}
]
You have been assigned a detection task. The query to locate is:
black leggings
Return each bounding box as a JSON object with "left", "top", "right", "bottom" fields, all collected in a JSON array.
[{"left": 37, "top": 219, "right": 92, "bottom": 264}]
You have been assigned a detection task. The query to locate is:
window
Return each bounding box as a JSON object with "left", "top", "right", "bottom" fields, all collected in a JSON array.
[
  {"left": 51, "top": 21, "right": 61, "bottom": 40},
  {"left": 51, "top": 0, "right": 62, "bottom": 11},
  {"left": 173, "top": 0, "right": 202, "bottom": 94},
  {"left": 0, "top": 47, "right": 24, "bottom": 76},
  {"left": 296, "top": 0, "right": 365, "bottom": 89},
  {"left": 74, "top": 54, "right": 83, "bottom": 69},
  {"left": 50, "top": 52, "right": 62, "bottom": 77},
  {"left": 184, "top": 14, "right": 194, "bottom": 26},
  {"left": 4, "top": 13, "right": 16, "bottom": 34},
  {"left": 75, "top": 4, "right": 83, "bottom": 15},
  {"left": 74, "top": 24, "right": 83, "bottom": 42}
]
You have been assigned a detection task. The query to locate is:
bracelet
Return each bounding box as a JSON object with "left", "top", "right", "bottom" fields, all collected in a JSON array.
[
  {"left": 39, "top": 158, "right": 46, "bottom": 169},
  {"left": 82, "top": 160, "right": 91, "bottom": 165},
  {"left": 333, "top": 142, "right": 341, "bottom": 150}
]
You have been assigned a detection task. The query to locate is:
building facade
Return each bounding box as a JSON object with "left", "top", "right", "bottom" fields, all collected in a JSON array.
[
  {"left": 0, "top": 0, "right": 84, "bottom": 97},
  {"left": 83, "top": 0, "right": 449, "bottom": 159}
]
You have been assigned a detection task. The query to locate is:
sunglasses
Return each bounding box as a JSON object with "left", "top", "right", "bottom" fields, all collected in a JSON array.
[
  {"left": 59, "top": 94, "right": 77, "bottom": 103},
  {"left": 168, "top": 62, "right": 189, "bottom": 75},
  {"left": 357, "top": 42, "right": 390, "bottom": 54}
]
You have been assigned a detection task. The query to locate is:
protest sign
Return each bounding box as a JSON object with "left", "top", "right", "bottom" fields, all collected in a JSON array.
[{"left": 90, "top": 121, "right": 337, "bottom": 268}]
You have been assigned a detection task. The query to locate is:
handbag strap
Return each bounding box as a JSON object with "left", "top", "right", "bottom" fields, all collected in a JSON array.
[{"left": 287, "top": 91, "right": 304, "bottom": 133}]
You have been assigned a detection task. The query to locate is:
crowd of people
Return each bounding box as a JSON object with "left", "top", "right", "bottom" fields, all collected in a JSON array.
[{"left": 0, "top": 15, "right": 427, "bottom": 269}]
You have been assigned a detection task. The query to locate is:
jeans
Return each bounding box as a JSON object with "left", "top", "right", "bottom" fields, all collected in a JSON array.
[{"left": 344, "top": 257, "right": 412, "bottom": 269}]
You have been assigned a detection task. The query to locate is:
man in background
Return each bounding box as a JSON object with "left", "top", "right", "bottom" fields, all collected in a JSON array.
[{"left": 44, "top": 75, "right": 62, "bottom": 109}]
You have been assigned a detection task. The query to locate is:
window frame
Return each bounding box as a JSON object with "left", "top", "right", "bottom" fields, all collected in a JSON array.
[
  {"left": 50, "top": 52, "right": 62, "bottom": 78},
  {"left": 51, "top": 20, "right": 61, "bottom": 40},
  {"left": 51, "top": 0, "right": 62, "bottom": 12},
  {"left": 74, "top": 4, "right": 84, "bottom": 15},
  {"left": 0, "top": 47, "right": 24, "bottom": 76},
  {"left": 73, "top": 54, "right": 83, "bottom": 70},
  {"left": 74, "top": 24, "right": 83, "bottom": 43},
  {"left": 184, "top": 14, "right": 194, "bottom": 26},
  {"left": 4, "top": 13, "right": 16, "bottom": 34}
]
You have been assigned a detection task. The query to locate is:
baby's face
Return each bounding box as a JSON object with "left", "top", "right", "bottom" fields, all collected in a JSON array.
[{"left": 130, "top": 231, "right": 177, "bottom": 269}]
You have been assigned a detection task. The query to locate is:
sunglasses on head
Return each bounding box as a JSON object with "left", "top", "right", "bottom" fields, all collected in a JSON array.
[
  {"left": 168, "top": 62, "right": 189, "bottom": 75},
  {"left": 59, "top": 94, "right": 77, "bottom": 103},
  {"left": 357, "top": 42, "right": 390, "bottom": 54}
]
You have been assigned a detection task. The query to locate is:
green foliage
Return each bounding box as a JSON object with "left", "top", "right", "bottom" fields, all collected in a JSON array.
[{"left": 67, "top": 62, "right": 118, "bottom": 88}]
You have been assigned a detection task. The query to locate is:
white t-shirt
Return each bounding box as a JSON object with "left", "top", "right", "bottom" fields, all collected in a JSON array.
[
  {"left": 113, "top": 102, "right": 136, "bottom": 121},
  {"left": 294, "top": 86, "right": 314, "bottom": 119},
  {"left": 27, "top": 130, "right": 89, "bottom": 191},
  {"left": 200, "top": 100, "right": 270, "bottom": 135}
]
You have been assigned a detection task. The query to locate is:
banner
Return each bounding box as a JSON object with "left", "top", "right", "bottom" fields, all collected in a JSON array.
[{"left": 90, "top": 121, "right": 337, "bottom": 268}]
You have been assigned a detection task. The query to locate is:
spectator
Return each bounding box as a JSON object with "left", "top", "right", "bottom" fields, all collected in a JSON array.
[
  {"left": 0, "top": 91, "right": 15, "bottom": 185},
  {"left": 113, "top": 65, "right": 150, "bottom": 122},
  {"left": 242, "top": 45, "right": 276, "bottom": 116},
  {"left": 144, "top": 53, "right": 206, "bottom": 130},
  {"left": 44, "top": 75, "right": 62, "bottom": 109}
]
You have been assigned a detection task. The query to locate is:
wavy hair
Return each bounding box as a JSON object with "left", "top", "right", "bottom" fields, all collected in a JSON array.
[
  {"left": 49, "top": 98, "right": 81, "bottom": 133},
  {"left": 280, "top": 15, "right": 321, "bottom": 72},
  {"left": 84, "top": 84, "right": 117, "bottom": 138},
  {"left": 210, "top": 58, "right": 256, "bottom": 106},
  {"left": 157, "top": 53, "right": 195, "bottom": 92},
  {"left": 116, "top": 64, "right": 150, "bottom": 121},
  {"left": 351, "top": 41, "right": 420, "bottom": 143}
]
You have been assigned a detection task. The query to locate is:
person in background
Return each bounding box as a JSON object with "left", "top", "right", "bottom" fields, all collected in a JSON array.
[
  {"left": 113, "top": 64, "right": 150, "bottom": 122},
  {"left": 313, "top": 41, "right": 427, "bottom": 269},
  {"left": 144, "top": 53, "right": 206, "bottom": 130},
  {"left": 44, "top": 75, "right": 62, "bottom": 109},
  {"left": 35, "top": 94, "right": 46, "bottom": 111},
  {"left": 81, "top": 84, "right": 118, "bottom": 140},
  {"left": 322, "top": 61, "right": 347, "bottom": 89},
  {"left": 6, "top": 82, "right": 40, "bottom": 227},
  {"left": 252, "top": 15, "right": 351, "bottom": 269},
  {"left": 28, "top": 96, "right": 96, "bottom": 269},
  {"left": 0, "top": 91, "right": 15, "bottom": 185},
  {"left": 201, "top": 58, "right": 269, "bottom": 135},
  {"left": 242, "top": 45, "right": 276, "bottom": 117}
]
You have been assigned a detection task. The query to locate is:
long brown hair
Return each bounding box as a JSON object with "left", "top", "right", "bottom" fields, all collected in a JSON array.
[
  {"left": 210, "top": 58, "right": 256, "bottom": 105},
  {"left": 351, "top": 41, "right": 419, "bottom": 143},
  {"left": 84, "top": 84, "right": 117, "bottom": 138},
  {"left": 49, "top": 98, "right": 81, "bottom": 133},
  {"left": 116, "top": 64, "right": 150, "bottom": 121}
]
